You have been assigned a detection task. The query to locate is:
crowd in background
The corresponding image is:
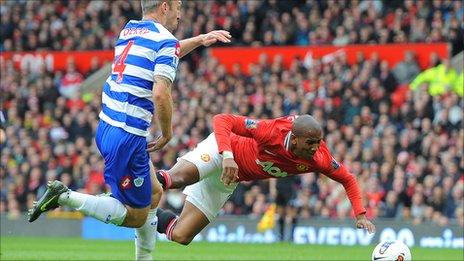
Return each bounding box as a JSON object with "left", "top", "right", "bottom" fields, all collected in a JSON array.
[
  {"left": 1, "top": 0, "right": 463, "bottom": 55},
  {"left": 1, "top": 0, "right": 463, "bottom": 228}
]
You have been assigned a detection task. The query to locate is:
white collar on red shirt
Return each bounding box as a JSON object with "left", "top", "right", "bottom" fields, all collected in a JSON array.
[{"left": 284, "top": 131, "right": 292, "bottom": 151}]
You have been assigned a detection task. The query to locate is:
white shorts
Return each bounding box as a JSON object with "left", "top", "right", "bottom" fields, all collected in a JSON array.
[{"left": 181, "top": 133, "right": 237, "bottom": 222}]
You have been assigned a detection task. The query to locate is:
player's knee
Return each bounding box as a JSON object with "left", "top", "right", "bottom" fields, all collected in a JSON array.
[
  {"left": 124, "top": 216, "right": 146, "bottom": 228},
  {"left": 124, "top": 208, "right": 148, "bottom": 228},
  {"left": 175, "top": 236, "right": 193, "bottom": 246},
  {"left": 133, "top": 215, "right": 148, "bottom": 228},
  {"left": 172, "top": 230, "right": 194, "bottom": 245},
  {"left": 169, "top": 175, "right": 186, "bottom": 189}
]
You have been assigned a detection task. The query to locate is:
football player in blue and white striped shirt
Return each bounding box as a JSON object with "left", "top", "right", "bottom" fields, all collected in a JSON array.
[{"left": 28, "top": 1, "right": 231, "bottom": 259}]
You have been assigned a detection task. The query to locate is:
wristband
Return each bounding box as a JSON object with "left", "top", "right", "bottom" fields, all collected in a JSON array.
[{"left": 222, "top": 151, "right": 234, "bottom": 159}]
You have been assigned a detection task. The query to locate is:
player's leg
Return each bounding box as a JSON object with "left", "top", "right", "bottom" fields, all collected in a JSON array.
[
  {"left": 156, "top": 133, "right": 219, "bottom": 190},
  {"left": 134, "top": 161, "right": 163, "bottom": 260},
  {"left": 157, "top": 175, "right": 236, "bottom": 245},
  {"left": 156, "top": 134, "right": 236, "bottom": 245},
  {"left": 157, "top": 201, "right": 210, "bottom": 245},
  {"left": 28, "top": 179, "right": 145, "bottom": 226},
  {"left": 156, "top": 159, "right": 200, "bottom": 190},
  {"left": 155, "top": 159, "right": 210, "bottom": 245},
  {"left": 29, "top": 120, "right": 152, "bottom": 228},
  {"left": 156, "top": 170, "right": 237, "bottom": 245},
  {"left": 28, "top": 179, "right": 129, "bottom": 225}
]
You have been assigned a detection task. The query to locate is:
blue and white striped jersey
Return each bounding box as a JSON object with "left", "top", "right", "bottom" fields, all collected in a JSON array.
[{"left": 99, "top": 20, "right": 180, "bottom": 137}]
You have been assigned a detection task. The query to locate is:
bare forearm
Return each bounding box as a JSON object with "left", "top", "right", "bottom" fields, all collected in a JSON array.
[
  {"left": 153, "top": 77, "right": 173, "bottom": 139},
  {"left": 155, "top": 95, "right": 172, "bottom": 138},
  {"left": 179, "top": 35, "right": 203, "bottom": 58},
  {"left": 179, "top": 30, "right": 231, "bottom": 58}
]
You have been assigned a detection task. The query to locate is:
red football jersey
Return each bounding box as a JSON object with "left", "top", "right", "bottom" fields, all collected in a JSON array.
[{"left": 213, "top": 114, "right": 367, "bottom": 216}]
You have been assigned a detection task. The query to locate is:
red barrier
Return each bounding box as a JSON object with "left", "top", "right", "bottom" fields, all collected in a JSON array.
[
  {"left": 0, "top": 43, "right": 449, "bottom": 75},
  {"left": 210, "top": 43, "right": 449, "bottom": 74},
  {"left": 0, "top": 50, "right": 114, "bottom": 75}
]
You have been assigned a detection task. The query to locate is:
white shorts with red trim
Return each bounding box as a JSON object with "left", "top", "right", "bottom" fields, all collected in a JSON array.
[{"left": 180, "top": 133, "right": 237, "bottom": 222}]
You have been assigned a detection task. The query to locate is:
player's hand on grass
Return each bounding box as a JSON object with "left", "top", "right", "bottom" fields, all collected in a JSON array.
[
  {"left": 200, "top": 30, "right": 232, "bottom": 47},
  {"left": 355, "top": 214, "right": 376, "bottom": 234},
  {"left": 146, "top": 135, "right": 171, "bottom": 152},
  {"left": 221, "top": 158, "right": 239, "bottom": 186}
]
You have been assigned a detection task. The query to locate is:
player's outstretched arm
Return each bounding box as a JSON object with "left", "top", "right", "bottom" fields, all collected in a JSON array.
[
  {"left": 178, "top": 30, "right": 231, "bottom": 58},
  {"left": 324, "top": 163, "right": 375, "bottom": 234},
  {"left": 147, "top": 76, "right": 173, "bottom": 152}
]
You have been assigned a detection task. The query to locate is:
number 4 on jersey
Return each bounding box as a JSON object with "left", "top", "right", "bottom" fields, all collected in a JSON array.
[{"left": 113, "top": 40, "right": 134, "bottom": 83}]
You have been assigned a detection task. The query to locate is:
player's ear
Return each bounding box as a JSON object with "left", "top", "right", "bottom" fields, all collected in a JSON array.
[{"left": 162, "top": 1, "right": 168, "bottom": 12}]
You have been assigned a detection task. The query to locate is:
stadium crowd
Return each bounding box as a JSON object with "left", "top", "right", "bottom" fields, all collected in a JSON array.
[
  {"left": 1, "top": 0, "right": 463, "bottom": 229},
  {"left": 1, "top": 0, "right": 463, "bottom": 55}
]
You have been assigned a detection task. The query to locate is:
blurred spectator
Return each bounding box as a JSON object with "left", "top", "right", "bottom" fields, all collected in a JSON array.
[
  {"left": 59, "top": 61, "right": 83, "bottom": 99},
  {"left": 393, "top": 51, "right": 421, "bottom": 85},
  {"left": 380, "top": 191, "right": 399, "bottom": 218},
  {"left": 410, "top": 59, "right": 461, "bottom": 96}
]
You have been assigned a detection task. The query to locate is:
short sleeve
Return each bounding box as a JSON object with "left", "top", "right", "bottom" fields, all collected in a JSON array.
[{"left": 153, "top": 39, "right": 180, "bottom": 82}]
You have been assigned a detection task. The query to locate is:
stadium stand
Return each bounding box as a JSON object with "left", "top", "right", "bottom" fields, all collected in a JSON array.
[{"left": 1, "top": 0, "right": 463, "bottom": 228}]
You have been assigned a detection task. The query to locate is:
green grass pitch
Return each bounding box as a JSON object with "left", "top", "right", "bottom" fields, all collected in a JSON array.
[{"left": 1, "top": 236, "right": 463, "bottom": 260}]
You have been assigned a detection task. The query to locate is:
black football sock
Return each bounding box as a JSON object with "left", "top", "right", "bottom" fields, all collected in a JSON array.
[{"left": 156, "top": 208, "right": 177, "bottom": 234}]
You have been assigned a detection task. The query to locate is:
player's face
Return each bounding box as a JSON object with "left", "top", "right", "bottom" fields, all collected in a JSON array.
[
  {"left": 291, "top": 130, "right": 323, "bottom": 160},
  {"left": 165, "top": 0, "right": 181, "bottom": 32}
]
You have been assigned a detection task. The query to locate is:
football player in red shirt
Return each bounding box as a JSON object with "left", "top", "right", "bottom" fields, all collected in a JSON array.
[{"left": 155, "top": 114, "right": 375, "bottom": 245}]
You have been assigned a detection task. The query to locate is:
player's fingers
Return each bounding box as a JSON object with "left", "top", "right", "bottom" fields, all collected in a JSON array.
[
  {"left": 226, "top": 168, "right": 234, "bottom": 185},
  {"left": 369, "top": 223, "right": 376, "bottom": 233},
  {"left": 210, "top": 31, "right": 230, "bottom": 42},
  {"left": 146, "top": 143, "right": 157, "bottom": 152},
  {"left": 150, "top": 140, "right": 167, "bottom": 152},
  {"left": 146, "top": 136, "right": 162, "bottom": 151},
  {"left": 224, "top": 178, "right": 231, "bottom": 186},
  {"left": 232, "top": 168, "right": 239, "bottom": 181},
  {"left": 218, "top": 35, "right": 231, "bottom": 41},
  {"left": 226, "top": 168, "right": 235, "bottom": 185},
  {"left": 217, "top": 35, "right": 230, "bottom": 43},
  {"left": 148, "top": 145, "right": 160, "bottom": 152},
  {"left": 222, "top": 168, "right": 231, "bottom": 181},
  {"left": 220, "top": 171, "right": 227, "bottom": 183},
  {"left": 215, "top": 30, "right": 231, "bottom": 38}
]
